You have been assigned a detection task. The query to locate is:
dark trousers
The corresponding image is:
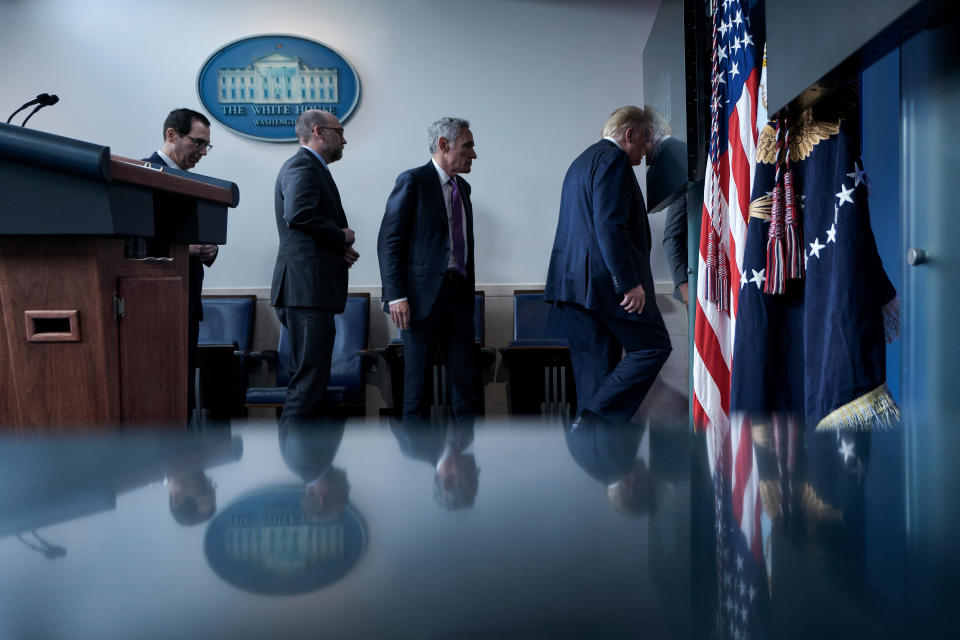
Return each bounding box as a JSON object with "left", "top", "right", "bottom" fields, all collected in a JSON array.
[
  {"left": 187, "top": 315, "right": 199, "bottom": 421},
  {"left": 401, "top": 274, "right": 480, "bottom": 424},
  {"left": 561, "top": 303, "right": 671, "bottom": 424},
  {"left": 276, "top": 306, "right": 337, "bottom": 422}
]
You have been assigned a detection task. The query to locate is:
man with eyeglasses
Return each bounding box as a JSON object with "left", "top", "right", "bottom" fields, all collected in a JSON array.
[
  {"left": 271, "top": 109, "right": 359, "bottom": 424},
  {"left": 144, "top": 107, "right": 219, "bottom": 422}
]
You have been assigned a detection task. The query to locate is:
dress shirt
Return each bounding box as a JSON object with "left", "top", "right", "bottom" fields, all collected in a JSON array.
[{"left": 154, "top": 149, "right": 183, "bottom": 170}]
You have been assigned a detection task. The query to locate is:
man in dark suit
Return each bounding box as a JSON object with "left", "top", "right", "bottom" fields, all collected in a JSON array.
[
  {"left": 644, "top": 105, "right": 690, "bottom": 305},
  {"left": 271, "top": 109, "right": 359, "bottom": 423},
  {"left": 145, "top": 108, "right": 218, "bottom": 420},
  {"left": 545, "top": 106, "right": 672, "bottom": 427},
  {"left": 377, "top": 117, "right": 480, "bottom": 425},
  {"left": 391, "top": 423, "right": 479, "bottom": 510}
]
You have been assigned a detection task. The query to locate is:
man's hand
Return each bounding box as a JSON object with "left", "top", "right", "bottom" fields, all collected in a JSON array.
[
  {"left": 390, "top": 300, "right": 411, "bottom": 330},
  {"left": 342, "top": 227, "right": 356, "bottom": 246},
  {"left": 620, "top": 283, "right": 646, "bottom": 315},
  {"left": 344, "top": 246, "right": 359, "bottom": 268},
  {"left": 189, "top": 243, "right": 218, "bottom": 266},
  {"left": 678, "top": 282, "right": 689, "bottom": 306}
]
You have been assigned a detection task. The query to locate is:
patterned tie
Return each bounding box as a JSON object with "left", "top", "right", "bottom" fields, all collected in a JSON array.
[{"left": 450, "top": 177, "right": 466, "bottom": 276}]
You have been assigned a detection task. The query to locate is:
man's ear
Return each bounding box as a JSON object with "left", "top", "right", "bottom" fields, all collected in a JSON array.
[
  {"left": 164, "top": 127, "right": 178, "bottom": 144},
  {"left": 437, "top": 136, "right": 449, "bottom": 153}
]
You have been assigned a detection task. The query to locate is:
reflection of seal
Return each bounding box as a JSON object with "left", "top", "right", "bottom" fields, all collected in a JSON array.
[{"left": 203, "top": 485, "right": 366, "bottom": 596}]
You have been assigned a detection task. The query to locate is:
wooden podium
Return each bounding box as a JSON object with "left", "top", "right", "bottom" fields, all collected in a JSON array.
[{"left": 0, "top": 123, "right": 239, "bottom": 430}]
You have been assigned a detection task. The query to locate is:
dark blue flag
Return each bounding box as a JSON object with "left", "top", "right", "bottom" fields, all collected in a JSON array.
[{"left": 730, "top": 83, "right": 899, "bottom": 430}]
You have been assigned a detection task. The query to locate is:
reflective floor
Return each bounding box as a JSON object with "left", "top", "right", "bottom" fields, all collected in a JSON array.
[{"left": 0, "top": 417, "right": 939, "bottom": 639}]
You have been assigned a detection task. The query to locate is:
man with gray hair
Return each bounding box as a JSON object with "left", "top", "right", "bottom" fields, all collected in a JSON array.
[
  {"left": 377, "top": 117, "right": 481, "bottom": 425},
  {"left": 271, "top": 109, "right": 359, "bottom": 423},
  {"left": 545, "top": 106, "right": 671, "bottom": 427}
]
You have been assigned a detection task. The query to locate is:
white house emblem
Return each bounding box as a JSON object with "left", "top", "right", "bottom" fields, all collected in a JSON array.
[{"left": 197, "top": 36, "right": 361, "bottom": 142}]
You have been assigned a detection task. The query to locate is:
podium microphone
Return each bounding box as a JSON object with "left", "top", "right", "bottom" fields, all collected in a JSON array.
[
  {"left": 6, "top": 93, "right": 54, "bottom": 123},
  {"left": 20, "top": 93, "right": 59, "bottom": 128}
]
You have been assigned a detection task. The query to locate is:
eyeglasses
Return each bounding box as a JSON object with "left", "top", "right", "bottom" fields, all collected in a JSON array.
[
  {"left": 182, "top": 134, "right": 213, "bottom": 151},
  {"left": 317, "top": 126, "right": 344, "bottom": 137}
]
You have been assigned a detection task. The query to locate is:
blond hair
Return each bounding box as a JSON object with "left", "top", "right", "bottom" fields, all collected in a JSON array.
[{"left": 602, "top": 106, "right": 647, "bottom": 139}]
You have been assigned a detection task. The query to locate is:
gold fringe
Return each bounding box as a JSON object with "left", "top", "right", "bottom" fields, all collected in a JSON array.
[{"left": 815, "top": 383, "right": 901, "bottom": 432}]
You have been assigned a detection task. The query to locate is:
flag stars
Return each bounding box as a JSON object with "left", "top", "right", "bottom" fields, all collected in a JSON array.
[
  {"left": 750, "top": 268, "right": 766, "bottom": 290},
  {"left": 826, "top": 223, "right": 837, "bottom": 244},
  {"left": 839, "top": 438, "right": 855, "bottom": 463},
  {"left": 719, "top": 20, "right": 730, "bottom": 37},
  {"left": 731, "top": 37, "right": 742, "bottom": 53},
  {"left": 742, "top": 32, "right": 754, "bottom": 49},
  {"left": 847, "top": 161, "right": 867, "bottom": 188},
  {"left": 718, "top": 45, "right": 728, "bottom": 62},
  {"left": 809, "top": 237, "right": 826, "bottom": 259},
  {"left": 748, "top": 585, "right": 757, "bottom": 602},
  {"left": 729, "top": 61, "right": 740, "bottom": 79},
  {"left": 734, "top": 9, "right": 744, "bottom": 27},
  {"left": 836, "top": 183, "right": 855, "bottom": 207},
  {"left": 736, "top": 554, "right": 744, "bottom": 572}
]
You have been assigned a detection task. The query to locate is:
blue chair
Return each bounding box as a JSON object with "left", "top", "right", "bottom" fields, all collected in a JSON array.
[
  {"left": 498, "top": 290, "right": 576, "bottom": 418},
  {"left": 196, "top": 295, "right": 257, "bottom": 418},
  {"left": 244, "top": 293, "right": 373, "bottom": 416}
]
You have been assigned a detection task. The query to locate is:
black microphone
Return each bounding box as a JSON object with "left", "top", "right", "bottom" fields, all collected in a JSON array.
[
  {"left": 20, "top": 94, "right": 59, "bottom": 128},
  {"left": 6, "top": 93, "right": 54, "bottom": 123}
]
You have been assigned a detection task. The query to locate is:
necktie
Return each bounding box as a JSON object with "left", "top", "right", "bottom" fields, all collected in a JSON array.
[{"left": 450, "top": 178, "right": 466, "bottom": 276}]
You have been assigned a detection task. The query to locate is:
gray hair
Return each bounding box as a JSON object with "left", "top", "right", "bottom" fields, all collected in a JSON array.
[
  {"left": 295, "top": 109, "right": 329, "bottom": 144},
  {"left": 428, "top": 117, "right": 470, "bottom": 154}
]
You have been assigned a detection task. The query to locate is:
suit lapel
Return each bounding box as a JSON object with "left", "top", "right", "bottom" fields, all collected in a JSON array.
[{"left": 308, "top": 149, "right": 347, "bottom": 226}]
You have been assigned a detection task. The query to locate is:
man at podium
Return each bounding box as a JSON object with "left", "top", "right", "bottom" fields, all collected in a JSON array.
[{"left": 144, "top": 107, "right": 219, "bottom": 419}]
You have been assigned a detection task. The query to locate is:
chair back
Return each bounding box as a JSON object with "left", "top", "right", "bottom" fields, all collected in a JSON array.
[
  {"left": 328, "top": 294, "right": 370, "bottom": 403},
  {"left": 513, "top": 291, "right": 568, "bottom": 345},
  {"left": 199, "top": 296, "right": 256, "bottom": 349},
  {"left": 473, "top": 292, "right": 485, "bottom": 345}
]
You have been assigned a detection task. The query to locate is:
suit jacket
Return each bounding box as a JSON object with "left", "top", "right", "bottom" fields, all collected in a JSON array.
[
  {"left": 271, "top": 147, "right": 349, "bottom": 312},
  {"left": 647, "top": 137, "right": 689, "bottom": 295},
  {"left": 143, "top": 152, "right": 207, "bottom": 323},
  {"left": 377, "top": 161, "right": 475, "bottom": 322},
  {"left": 544, "top": 140, "right": 657, "bottom": 323}
]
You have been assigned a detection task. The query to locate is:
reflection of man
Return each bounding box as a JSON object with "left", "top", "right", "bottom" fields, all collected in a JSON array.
[
  {"left": 391, "top": 424, "right": 479, "bottom": 510},
  {"left": 168, "top": 470, "right": 217, "bottom": 525},
  {"left": 377, "top": 117, "right": 480, "bottom": 425},
  {"left": 545, "top": 106, "right": 672, "bottom": 427},
  {"left": 644, "top": 106, "right": 689, "bottom": 304},
  {"left": 144, "top": 108, "right": 218, "bottom": 419},
  {"left": 271, "top": 110, "right": 359, "bottom": 423},
  {"left": 564, "top": 420, "right": 654, "bottom": 517},
  {"left": 279, "top": 421, "right": 351, "bottom": 520}
]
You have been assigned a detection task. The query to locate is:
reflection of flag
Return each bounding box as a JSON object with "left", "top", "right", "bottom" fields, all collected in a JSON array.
[
  {"left": 692, "top": 1, "right": 769, "bottom": 637},
  {"left": 713, "top": 413, "right": 769, "bottom": 639}
]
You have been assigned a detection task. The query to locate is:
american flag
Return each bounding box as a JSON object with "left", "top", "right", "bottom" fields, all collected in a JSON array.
[
  {"left": 693, "top": 0, "right": 765, "bottom": 433},
  {"left": 693, "top": 1, "right": 768, "bottom": 637}
]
